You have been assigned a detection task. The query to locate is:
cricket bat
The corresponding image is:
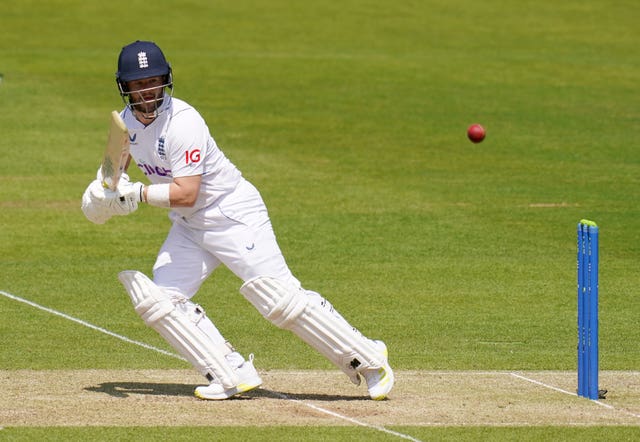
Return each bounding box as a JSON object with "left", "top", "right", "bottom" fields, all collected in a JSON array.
[{"left": 100, "top": 111, "right": 130, "bottom": 191}]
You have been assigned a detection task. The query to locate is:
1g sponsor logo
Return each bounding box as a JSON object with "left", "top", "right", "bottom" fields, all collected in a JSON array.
[{"left": 186, "top": 149, "right": 201, "bottom": 164}]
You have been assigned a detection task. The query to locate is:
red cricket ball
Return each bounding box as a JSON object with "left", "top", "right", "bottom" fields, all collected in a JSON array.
[{"left": 467, "top": 124, "right": 486, "bottom": 143}]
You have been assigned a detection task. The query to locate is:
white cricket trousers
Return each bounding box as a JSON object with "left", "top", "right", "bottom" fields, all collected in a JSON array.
[{"left": 152, "top": 178, "right": 301, "bottom": 299}]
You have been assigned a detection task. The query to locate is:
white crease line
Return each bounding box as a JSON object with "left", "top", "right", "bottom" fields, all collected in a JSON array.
[
  {"left": 0, "top": 289, "right": 185, "bottom": 361},
  {"left": 267, "top": 390, "right": 422, "bottom": 442},
  {"left": 1, "top": 289, "right": 422, "bottom": 442},
  {"left": 509, "top": 372, "right": 581, "bottom": 398},
  {"left": 509, "top": 372, "right": 640, "bottom": 419}
]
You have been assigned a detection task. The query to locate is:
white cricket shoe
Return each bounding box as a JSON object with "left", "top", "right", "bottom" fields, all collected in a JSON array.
[
  {"left": 361, "top": 341, "right": 395, "bottom": 400},
  {"left": 194, "top": 354, "right": 262, "bottom": 400}
]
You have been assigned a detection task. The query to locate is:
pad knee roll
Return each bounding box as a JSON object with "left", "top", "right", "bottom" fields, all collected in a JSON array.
[{"left": 240, "top": 276, "right": 307, "bottom": 328}]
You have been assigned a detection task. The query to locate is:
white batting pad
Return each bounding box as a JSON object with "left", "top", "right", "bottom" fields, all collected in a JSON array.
[
  {"left": 119, "top": 270, "right": 239, "bottom": 388},
  {"left": 240, "top": 276, "right": 384, "bottom": 383}
]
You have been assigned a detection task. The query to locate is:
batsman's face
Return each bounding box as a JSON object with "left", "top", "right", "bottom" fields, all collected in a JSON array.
[{"left": 126, "top": 76, "right": 165, "bottom": 114}]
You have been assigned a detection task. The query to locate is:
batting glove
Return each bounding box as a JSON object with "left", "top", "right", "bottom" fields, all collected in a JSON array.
[{"left": 81, "top": 180, "right": 112, "bottom": 224}]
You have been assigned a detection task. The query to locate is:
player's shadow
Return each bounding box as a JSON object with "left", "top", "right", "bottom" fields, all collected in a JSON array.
[
  {"left": 85, "top": 382, "right": 197, "bottom": 398},
  {"left": 85, "top": 383, "right": 366, "bottom": 401},
  {"left": 251, "top": 388, "right": 367, "bottom": 402}
]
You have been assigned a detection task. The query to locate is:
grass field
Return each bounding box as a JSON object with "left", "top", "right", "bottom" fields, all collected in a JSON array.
[{"left": 2, "top": 0, "right": 640, "bottom": 440}]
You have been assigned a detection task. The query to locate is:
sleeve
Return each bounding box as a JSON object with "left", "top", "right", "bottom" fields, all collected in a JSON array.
[{"left": 166, "top": 110, "right": 208, "bottom": 178}]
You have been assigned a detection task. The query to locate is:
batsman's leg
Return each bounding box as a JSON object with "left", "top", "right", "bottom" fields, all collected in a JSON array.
[
  {"left": 240, "top": 276, "right": 394, "bottom": 400},
  {"left": 119, "top": 270, "right": 262, "bottom": 400}
]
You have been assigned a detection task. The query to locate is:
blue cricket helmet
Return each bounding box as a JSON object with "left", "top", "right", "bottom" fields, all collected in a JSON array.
[
  {"left": 115, "top": 40, "right": 174, "bottom": 118},
  {"left": 116, "top": 40, "right": 171, "bottom": 83}
]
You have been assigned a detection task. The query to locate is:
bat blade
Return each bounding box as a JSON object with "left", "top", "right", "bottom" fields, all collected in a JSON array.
[{"left": 100, "top": 111, "right": 130, "bottom": 191}]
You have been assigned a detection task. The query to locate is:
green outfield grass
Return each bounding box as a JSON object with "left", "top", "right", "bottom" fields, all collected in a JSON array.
[
  {"left": 1, "top": 0, "right": 640, "bottom": 440},
  {"left": 2, "top": 426, "right": 640, "bottom": 442}
]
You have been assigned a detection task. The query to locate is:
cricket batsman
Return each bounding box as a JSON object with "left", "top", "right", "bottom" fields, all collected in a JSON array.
[{"left": 81, "top": 40, "right": 394, "bottom": 400}]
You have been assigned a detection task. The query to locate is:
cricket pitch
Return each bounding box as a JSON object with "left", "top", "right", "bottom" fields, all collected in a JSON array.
[{"left": 2, "top": 370, "right": 640, "bottom": 428}]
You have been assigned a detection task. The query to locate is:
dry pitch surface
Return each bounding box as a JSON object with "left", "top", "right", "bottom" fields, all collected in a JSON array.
[{"left": 2, "top": 370, "right": 640, "bottom": 429}]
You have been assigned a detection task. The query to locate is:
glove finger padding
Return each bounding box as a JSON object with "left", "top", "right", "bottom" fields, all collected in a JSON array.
[
  {"left": 107, "top": 180, "right": 144, "bottom": 216},
  {"left": 113, "top": 194, "right": 138, "bottom": 215},
  {"left": 81, "top": 184, "right": 112, "bottom": 224},
  {"left": 88, "top": 179, "right": 108, "bottom": 201},
  {"left": 117, "top": 180, "right": 144, "bottom": 203},
  {"left": 105, "top": 189, "right": 137, "bottom": 216},
  {"left": 88, "top": 179, "right": 129, "bottom": 215},
  {"left": 81, "top": 178, "right": 139, "bottom": 222}
]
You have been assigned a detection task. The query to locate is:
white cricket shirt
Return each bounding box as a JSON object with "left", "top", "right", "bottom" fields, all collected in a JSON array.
[{"left": 121, "top": 97, "right": 243, "bottom": 224}]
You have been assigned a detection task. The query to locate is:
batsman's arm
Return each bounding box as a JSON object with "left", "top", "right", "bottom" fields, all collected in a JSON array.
[{"left": 141, "top": 175, "right": 201, "bottom": 208}]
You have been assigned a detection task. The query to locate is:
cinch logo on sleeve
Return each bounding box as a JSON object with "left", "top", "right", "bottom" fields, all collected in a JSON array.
[{"left": 137, "top": 161, "right": 172, "bottom": 178}]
